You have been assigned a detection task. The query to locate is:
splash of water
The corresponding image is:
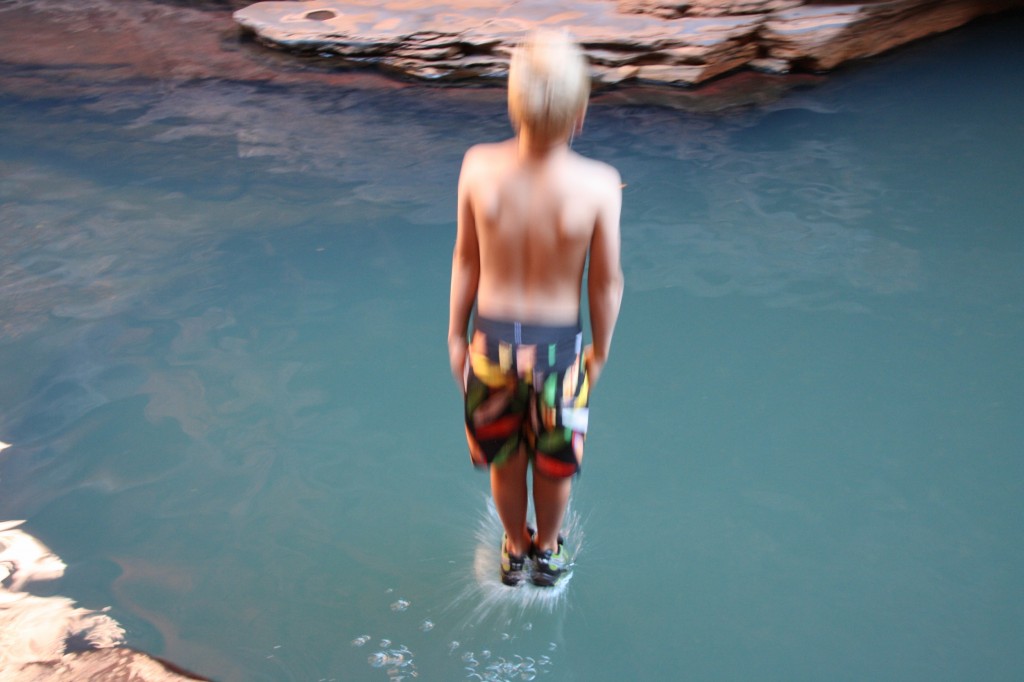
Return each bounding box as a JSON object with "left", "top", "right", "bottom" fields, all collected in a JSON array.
[
  {"left": 347, "top": 498, "right": 583, "bottom": 680},
  {"left": 450, "top": 496, "right": 585, "bottom": 627}
]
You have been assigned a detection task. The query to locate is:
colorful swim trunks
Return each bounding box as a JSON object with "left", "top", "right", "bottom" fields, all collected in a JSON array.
[{"left": 463, "top": 316, "right": 590, "bottom": 478}]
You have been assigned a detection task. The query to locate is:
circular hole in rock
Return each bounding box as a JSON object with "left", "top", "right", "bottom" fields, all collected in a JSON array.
[{"left": 306, "top": 10, "right": 336, "bottom": 21}]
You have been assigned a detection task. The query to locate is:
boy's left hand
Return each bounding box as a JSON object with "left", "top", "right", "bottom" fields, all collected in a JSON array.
[{"left": 584, "top": 345, "right": 605, "bottom": 387}]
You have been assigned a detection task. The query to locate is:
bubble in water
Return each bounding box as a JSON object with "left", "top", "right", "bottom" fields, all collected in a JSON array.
[
  {"left": 522, "top": 622, "right": 533, "bottom": 631},
  {"left": 480, "top": 649, "right": 491, "bottom": 659},
  {"left": 380, "top": 639, "right": 392, "bottom": 648},
  {"left": 351, "top": 635, "right": 371, "bottom": 647},
  {"left": 391, "top": 599, "right": 411, "bottom": 612},
  {"left": 448, "top": 641, "right": 460, "bottom": 654},
  {"left": 548, "top": 642, "right": 557, "bottom": 651},
  {"left": 369, "top": 643, "right": 418, "bottom": 678},
  {"left": 474, "top": 652, "right": 543, "bottom": 682},
  {"left": 419, "top": 619, "right": 434, "bottom": 632},
  {"left": 500, "top": 632, "right": 511, "bottom": 641}
]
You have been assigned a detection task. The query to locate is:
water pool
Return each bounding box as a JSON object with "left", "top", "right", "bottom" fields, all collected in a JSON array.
[{"left": 1, "top": 10, "right": 1022, "bottom": 682}]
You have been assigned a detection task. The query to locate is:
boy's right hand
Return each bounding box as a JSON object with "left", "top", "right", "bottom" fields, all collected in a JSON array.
[{"left": 449, "top": 336, "right": 468, "bottom": 393}]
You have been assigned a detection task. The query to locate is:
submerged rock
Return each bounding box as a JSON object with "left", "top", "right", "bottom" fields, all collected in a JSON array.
[
  {"left": 234, "top": 0, "right": 1022, "bottom": 86},
  {"left": 0, "top": 520, "right": 210, "bottom": 681},
  {"left": 11, "top": 649, "right": 210, "bottom": 681}
]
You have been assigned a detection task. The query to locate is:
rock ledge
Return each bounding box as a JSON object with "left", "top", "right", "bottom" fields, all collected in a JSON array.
[{"left": 234, "top": 0, "right": 1021, "bottom": 87}]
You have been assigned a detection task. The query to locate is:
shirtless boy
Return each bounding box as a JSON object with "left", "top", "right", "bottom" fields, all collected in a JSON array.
[{"left": 448, "top": 31, "right": 623, "bottom": 587}]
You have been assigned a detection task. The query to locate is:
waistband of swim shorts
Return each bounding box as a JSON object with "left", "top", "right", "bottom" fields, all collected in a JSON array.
[{"left": 473, "top": 315, "right": 582, "bottom": 347}]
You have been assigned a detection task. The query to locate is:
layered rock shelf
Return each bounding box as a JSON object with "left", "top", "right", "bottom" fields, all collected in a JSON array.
[{"left": 234, "top": 0, "right": 1020, "bottom": 87}]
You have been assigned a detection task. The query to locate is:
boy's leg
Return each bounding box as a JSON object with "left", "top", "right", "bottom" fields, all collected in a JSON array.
[
  {"left": 532, "top": 468, "right": 571, "bottom": 553},
  {"left": 490, "top": 445, "right": 533, "bottom": 556}
]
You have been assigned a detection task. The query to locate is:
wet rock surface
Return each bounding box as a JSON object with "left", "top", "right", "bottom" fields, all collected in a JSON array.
[{"left": 234, "top": 0, "right": 1022, "bottom": 86}]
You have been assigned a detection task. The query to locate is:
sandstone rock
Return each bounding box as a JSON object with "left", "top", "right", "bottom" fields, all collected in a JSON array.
[
  {"left": 618, "top": 0, "right": 803, "bottom": 18},
  {"left": 762, "top": 0, "right": 1019, "bottom": 70},
  {"left": 749, "top": 57, "right": 791, "bottom": 74},
  {"left": 233, "top": 0, "right": 1024, "bottom": 87}
]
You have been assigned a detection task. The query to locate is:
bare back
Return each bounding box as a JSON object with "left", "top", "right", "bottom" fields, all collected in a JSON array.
[{"left": 459, "top": 138, "right": 620, "bottom": 325}]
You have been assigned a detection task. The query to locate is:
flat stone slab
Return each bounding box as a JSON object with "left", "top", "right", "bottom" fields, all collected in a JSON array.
[{"left": 234, "top": 0, "right": 1022, "bottom": 86}]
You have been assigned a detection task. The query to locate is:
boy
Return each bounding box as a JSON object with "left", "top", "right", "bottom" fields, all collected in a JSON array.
[{"left": 448, "top": 30, "right": 623, "bottom": 587}]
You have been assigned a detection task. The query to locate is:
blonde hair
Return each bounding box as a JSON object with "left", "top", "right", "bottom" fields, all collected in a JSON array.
[{"left": 507, "top": 30, "right": 590, "bottom": 144}]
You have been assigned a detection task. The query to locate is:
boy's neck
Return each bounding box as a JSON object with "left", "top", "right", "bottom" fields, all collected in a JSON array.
[{"left": 517, "top": 129, "right": 570, "bottom": 161}]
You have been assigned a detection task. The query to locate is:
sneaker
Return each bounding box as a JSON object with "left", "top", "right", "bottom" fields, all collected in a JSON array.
[
  {"left": 500, "top": 532, "right": 530, "bottom": 586},
  {"left": 530, "top": 537, "right": 568, "bottom": 587}
]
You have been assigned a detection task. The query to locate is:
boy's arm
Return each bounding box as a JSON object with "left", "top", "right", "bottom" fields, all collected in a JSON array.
[
  {"left": 448, "top": 150, "right": 481, "bottom": 389},
  {"left": 586, "top": 168, "right": 624, "bottom": 386}
]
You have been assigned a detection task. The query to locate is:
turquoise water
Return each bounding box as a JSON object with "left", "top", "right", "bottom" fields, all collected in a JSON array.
[{"left": 1, "top": 13, "right": 1022, "bottom": 682}]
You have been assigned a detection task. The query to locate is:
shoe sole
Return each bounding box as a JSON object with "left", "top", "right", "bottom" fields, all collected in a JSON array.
[
  {"left": 530, "top": 575, "right": 564, "bottom": 588},
  {"left": 502, "top": 573, "right": 526, "bottom": 587}
]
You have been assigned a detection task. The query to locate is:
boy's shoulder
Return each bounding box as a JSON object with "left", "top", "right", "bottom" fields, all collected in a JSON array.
[
  {"left": 463, "top": 139, "right": 514, "bottom": 164},
  {"left": 460, "top": 141, "right": 514, "bottom": 186},
  {"left": 568, "top": 151, "right": 621, "bottom": 192}
]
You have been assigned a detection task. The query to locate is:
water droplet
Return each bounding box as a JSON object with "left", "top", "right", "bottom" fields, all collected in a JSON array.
[
  {"left": 419, "top": 619, "right": 434, "bottom": 632},
  {"left": 390, "top": 599, "right": 411, "bottom": 612}
]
